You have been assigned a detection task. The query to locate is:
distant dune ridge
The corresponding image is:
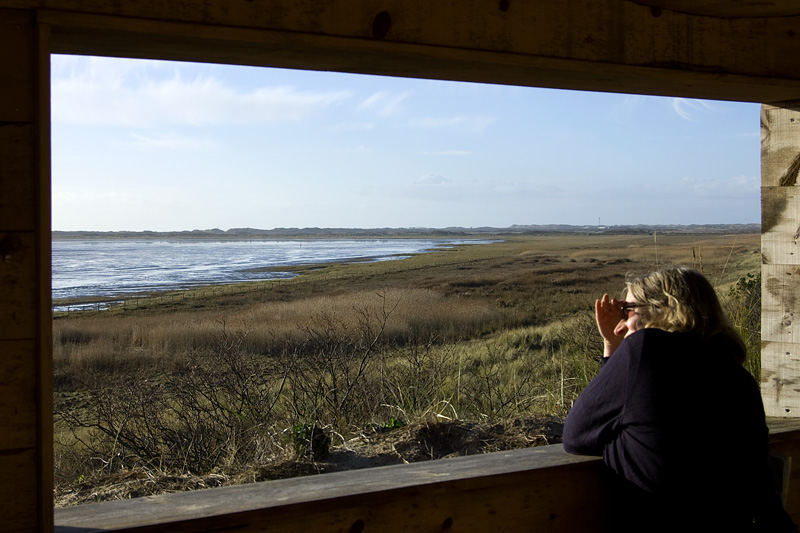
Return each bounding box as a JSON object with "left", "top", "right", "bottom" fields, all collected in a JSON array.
[{"left": 52, "top": 224, "right": 761, "bottom": 239}]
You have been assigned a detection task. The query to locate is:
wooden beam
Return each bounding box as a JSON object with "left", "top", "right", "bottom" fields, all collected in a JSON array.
[
  {"left": 3, "top": 0, "right": 796, "bottom": 103},
  {"left": 762, "top": 101, "right": 800, "bottom": 418},
  {"left": 633, "top": 1, "right": 800, "bottom": 18},
  {"left": 0, "top": 7, "right": 52, "bottom": 533},
  {"left": 0, "top": 1, "right": 798, "bottom": 531},
  {"left": 54, "top": 445, "right": 611, "bottom": 532},
  {"left": 35, "top": 14, "right": 53, "bottom": 533}
]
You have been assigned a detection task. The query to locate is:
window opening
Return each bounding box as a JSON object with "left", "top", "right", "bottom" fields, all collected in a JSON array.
[{"left": 50, "top": 55, "right": 761, "bottom": 506}]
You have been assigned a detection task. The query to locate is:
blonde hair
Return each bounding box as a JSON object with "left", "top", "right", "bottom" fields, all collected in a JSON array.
[{"left": 625, "top": 267, "right": 746, "bottom": 362}]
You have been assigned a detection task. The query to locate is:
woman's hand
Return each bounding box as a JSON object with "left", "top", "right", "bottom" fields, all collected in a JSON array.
[{"left": 595, "top": 294, "right": 624, "bottom": 358}]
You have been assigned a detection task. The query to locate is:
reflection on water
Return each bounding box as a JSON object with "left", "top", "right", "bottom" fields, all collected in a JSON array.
[{"left": 53, "top": 238, "right": 492, "bottom": 302}]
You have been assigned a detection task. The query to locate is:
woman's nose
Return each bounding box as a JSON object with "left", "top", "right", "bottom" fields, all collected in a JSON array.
[{"left": 613, "top": 320, "right": 628, "bottom": 336}]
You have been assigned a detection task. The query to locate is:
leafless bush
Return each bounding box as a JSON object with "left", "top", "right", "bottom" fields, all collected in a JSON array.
[
  {"left": 56, "top": 324, "right": 288, "bottom": 475},
  {"left": 282, "top": 292, "right": 398, "bottom": 430}
]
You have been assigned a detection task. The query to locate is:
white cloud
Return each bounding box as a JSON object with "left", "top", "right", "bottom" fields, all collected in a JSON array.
[
  {"left": 608, "top": 95, "right": 647, "bottom": 123},
  {"left": 671, "top": 98, "right": 715, "bottom": 121},
  {"left": 51, "top": 56, "right": 351, "bottom": 127},
  {"left": 357, "top": 90, "right": 412, "bottom": 117},
  {"left": 128, "top": 133, "right": 219, "bottom": 151}
]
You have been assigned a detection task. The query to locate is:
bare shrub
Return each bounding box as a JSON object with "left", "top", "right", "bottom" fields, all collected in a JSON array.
[
  {"left": 56, "top": 324, "right": 289, "bottom": 476},
  {"left": 281, "top": 292, "right": 397, "bottom": 431}
]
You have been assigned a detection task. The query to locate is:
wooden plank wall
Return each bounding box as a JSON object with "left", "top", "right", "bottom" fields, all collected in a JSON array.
[
  {"left": 0, "top": 8, "right": 52, "bottom": 533},
  {"left": 762, "top": 101, "right": 800, "bottom": 417},
  {"left": 0, "top": 1, "right": 797, "bottom": 531}
]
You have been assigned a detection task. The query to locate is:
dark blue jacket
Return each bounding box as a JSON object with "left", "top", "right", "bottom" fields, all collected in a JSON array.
[{"left": 563, "top": 328, "right": 793, "bottom": 531}]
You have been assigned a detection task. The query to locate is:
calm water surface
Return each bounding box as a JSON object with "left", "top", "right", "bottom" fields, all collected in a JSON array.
[{"left": 52, "top": 238, "right": 488, "bottom": 301}]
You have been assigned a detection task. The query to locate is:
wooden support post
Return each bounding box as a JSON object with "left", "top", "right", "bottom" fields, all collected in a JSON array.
[
  {"left": 761, "top": 101, "right": 800, "bottom": 417},
  {"left": 0, "top": 8, "right": 52, "bottom": 532}
]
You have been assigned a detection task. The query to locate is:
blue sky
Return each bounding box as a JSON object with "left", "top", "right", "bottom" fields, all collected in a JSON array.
[{"left": 51, "top": 55, "right": 760, "bottom": 231}]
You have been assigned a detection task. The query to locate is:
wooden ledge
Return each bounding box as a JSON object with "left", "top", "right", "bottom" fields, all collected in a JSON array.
[
  {"left": 55, "top": 419, "right": 800, "bottom": 533},
  {"left": 54, "top": 444, "right": 609, "bottom": 532}
]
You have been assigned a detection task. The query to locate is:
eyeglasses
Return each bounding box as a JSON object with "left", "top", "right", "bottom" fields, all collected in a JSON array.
[{"left": 620, "top": 303, "right": 647, "bottom": 320}]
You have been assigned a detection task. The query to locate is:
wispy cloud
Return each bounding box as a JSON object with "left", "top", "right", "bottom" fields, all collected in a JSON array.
[
  {"left": 357, "top": 91, "right": 412, "bottom": 117},
  {"left": 671, "top": 98, "right": 715, "bottom": 121},
  {"left": 52, "top": 56, "right": 351, "bottom": 127},
  {"left": 128, "top": 133, "right": 219, "bottom": 151},
  {"left": 608, "top": 95, "right": 647, "bottom": 123}
]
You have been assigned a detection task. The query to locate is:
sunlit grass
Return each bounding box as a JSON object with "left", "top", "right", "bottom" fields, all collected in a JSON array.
[{"left": 52, "top": 232, "right": 761, "bottom": 503}]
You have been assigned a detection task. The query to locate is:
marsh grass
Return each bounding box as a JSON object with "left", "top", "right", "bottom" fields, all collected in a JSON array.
[{"left": 53, "top": 233, "right": 761, "bottom": 502}]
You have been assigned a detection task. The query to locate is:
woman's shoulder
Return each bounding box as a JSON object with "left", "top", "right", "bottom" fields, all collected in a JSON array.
[
  {"left": 621, "top": 328, "right": 696, "bottom": 359},
  {"left": 625, "top": 327, "right": 679, "bottom": 345},
  {"left": 625, "top": 328, "right": 743, "bottom": 364}
]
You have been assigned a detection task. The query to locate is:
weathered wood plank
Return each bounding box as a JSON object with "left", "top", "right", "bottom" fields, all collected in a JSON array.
[
  {"left": 17, "top": 1, "right": 800, "bottom": 102},
  {"left": 761, "top": 261, "right": 800, "bottom": 345},
  {"left": 55, "top": 445, "right": 613, "bottom": 532},
  {"left": 762, "top": 102, "right": 800, "bottom": 190},
  {"left": 0, "top": 340, "right": 37, "bottom": 450},
  {"left": 762, "top": 188, "right": 800, "bottom": 266},
  {"left": 0, "top": 231, "right": 36, "bottom": 340},
  {"left": 766, "top": 422, "right": 800, "bottom": 522},
  {"left": 762, "top": 99, "right": 800, "bottom": 418},
  {"left": 0, "top": 10, "right": 51, "bottom": 533},
  {"left": 0, "top": 448, "right": 40, "bottom": 533},
  {"left": 0, "top": 124, "right": 36, "bottom": 231},
  {"left": 0, "top": 9, "right": 35, "bottom": 122},
  {"left": 762, "top": 340, "right": 800, "bottom": 417},
  {"left": 54, "top": 424, "right": 800, "bottom": 533},
  {"left": 634, "top": 1, "right": 800, "bottom": 18},
  {"left": 34, "top": 17, "right": 54, "bottom": 533}
]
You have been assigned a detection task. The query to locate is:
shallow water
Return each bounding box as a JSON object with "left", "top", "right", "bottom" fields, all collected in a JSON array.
[{"left": 52, "top": 238, "right": 485, "bottom": 301}]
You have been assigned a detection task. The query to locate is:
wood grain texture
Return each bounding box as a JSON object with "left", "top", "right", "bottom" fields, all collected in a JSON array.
[
  {"left": 0, "top": 449, "right": 39, "bottom": 533},
  {"left": 762, "top": 187, "right": 800, "bottom": 265},
  {"left": 0, "top": 10, "right": 50, "bottom": 533},
  {"left": 7, "top": 0, "right": 798, "bottom": 102},
  {"left": 761, "top": 100, "right": 800, "bottom": 418},
  {"left": 55, "top": 446, "right": 612, "bottom": 532},
  {"left": 0, "top": 1, "right": 797, "bottom": 531},
  {"left": 762, "top": 340, "right": 800, "bottom": 417},
  {"left": 0, "top": 9, "right": 35, "bottom": 122},
  {"left": 633, "top": 0, "right": 800, "bottom": 18},
  {"left": 0, "top": 232, "right": 36, "bottom": 340},
  {"left": 762, "top": 103, "right": 800, "bottom": 191},
  {"left": 0, "top": 124, "right": 36, "bottom": 231},
  {"left": 0, "top": 340, "right": 37, "bottom": 450},
  {"left": 767, "top": 422, "right": 800, "bottom": 522},
  {"left": 54, "top": 425, "right": 800, "bottom": 533},
  {"left": 762, "top": 262, "right": 800, "bottom": 345}
]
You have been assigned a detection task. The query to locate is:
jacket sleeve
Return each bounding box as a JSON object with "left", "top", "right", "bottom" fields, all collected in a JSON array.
[{"left": 562, "top": 340, "right": 632, "bottom": 456}]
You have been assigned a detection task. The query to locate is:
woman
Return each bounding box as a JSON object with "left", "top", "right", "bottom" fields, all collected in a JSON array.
[{"left": 563, "top": 267, "right": 795, "bottom": 531}]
